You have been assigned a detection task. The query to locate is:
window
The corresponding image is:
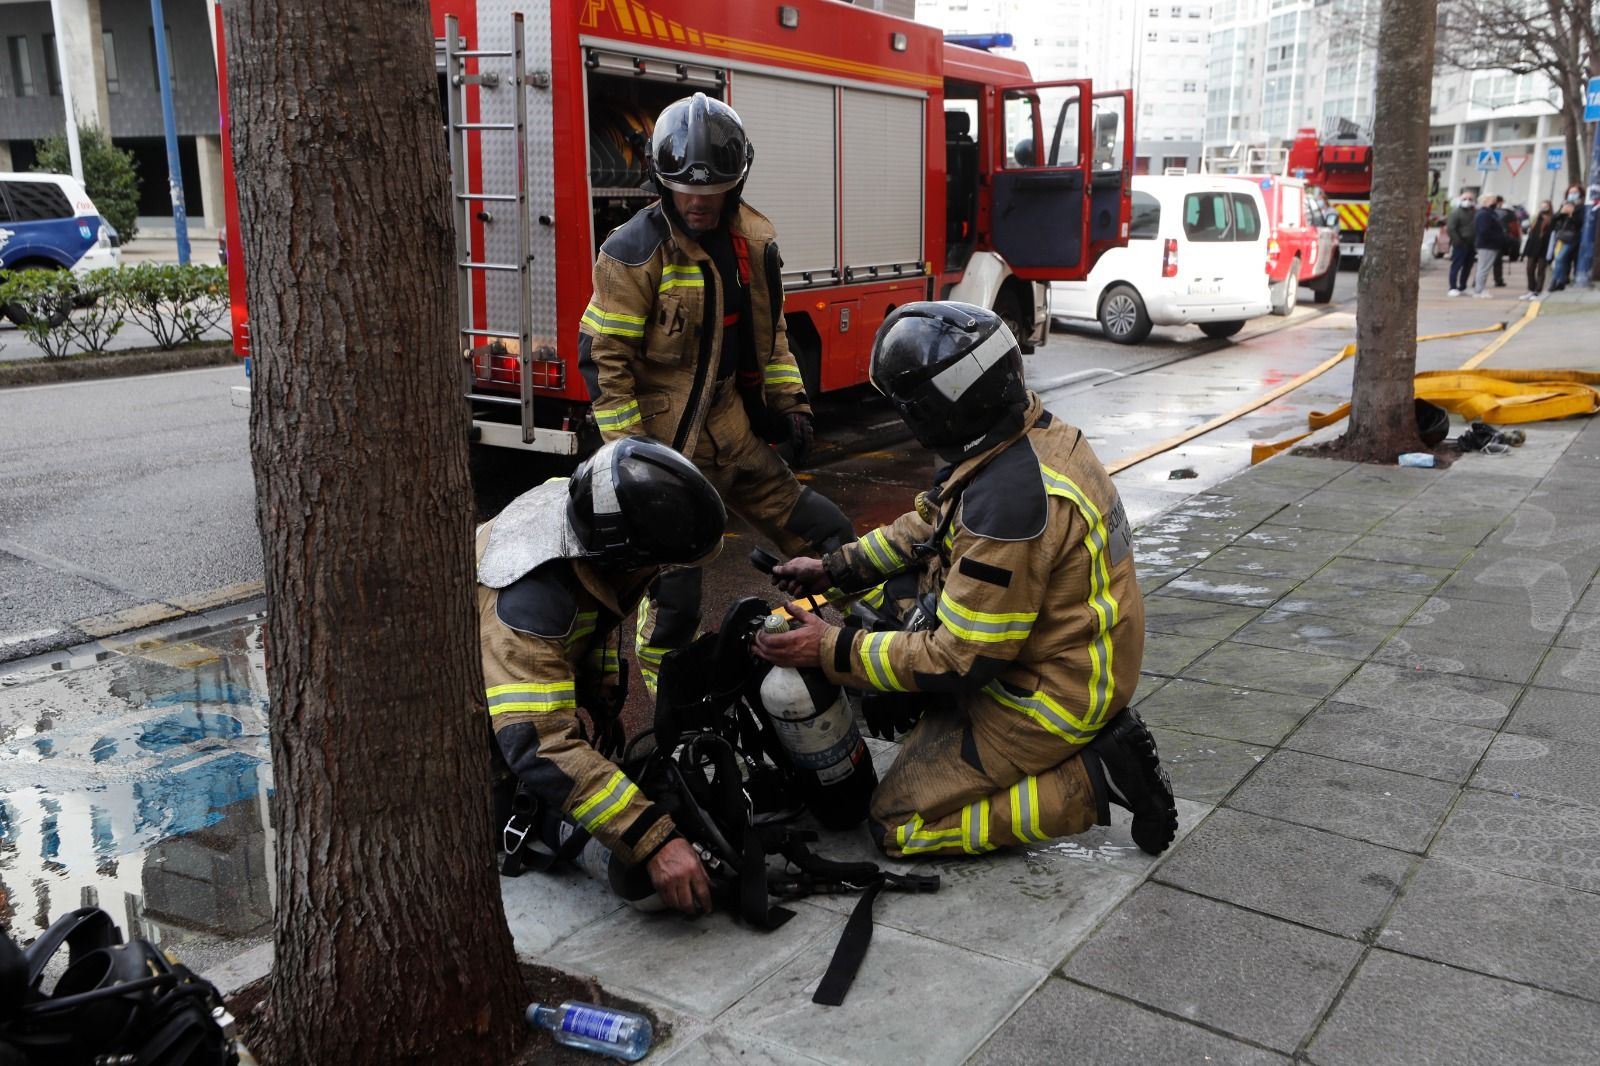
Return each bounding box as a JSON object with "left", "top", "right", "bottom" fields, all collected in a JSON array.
[
  {"left": 7, "top": 37, "right": 35, "bottom": 97},
  {"left": 43, "top": 34, "right": 61, "bottom": 96},
  {"left": 1183, "top": 81, "right": 1198, "bottom": 92},
  {"left": 148, "top": 25, "right": 178, "bottom": 89},
  {"left": 1283, "top": 186, "right": 1305, "bottom": 227},
  {"left": 1129, "top": 191, "right": 1161, "bottom": 239},
  {"left": 2, "top": 180, "right": 75, "bottom": 221},
  {"left": 1149, "top": 6, "right": 1160, "bottom": 15},
  {"left": 1171, "top": 5, "right": 1183, "bottom": 16},
  {"left": 1183, "top": 191, "right": 1233, "bottom": 242},
  {"left": 1147, "top": 31, "right": 1159, "bottom": 40},
  {"left": 1230, "top": 193, "right": 1262, "bottom": 241},
  {"left": 103, "top": 30, "right": 120, "bottom": 93}
]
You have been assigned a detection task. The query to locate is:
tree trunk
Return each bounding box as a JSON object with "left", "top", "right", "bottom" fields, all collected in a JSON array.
[
  {"left": 1338, "top": 0, "right": 1440, "bottom": 462},
  {"left": 226, "top": 1, "right": 524, "bottom": 1062}
]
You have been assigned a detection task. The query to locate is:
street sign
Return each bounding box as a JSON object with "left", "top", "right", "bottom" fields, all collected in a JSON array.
[
  {"left": 1586, "top": 77, "right": 1600, "bottom": 122},
  {"left": 1506, "top": 154, "right": 1529, "bottom": 176},
  {"left": 1548, "top": 147, "right": 1565, "bottom": 171},
  {"left": 1477, "top": 148, "right": 1502, "bottom": 171}
]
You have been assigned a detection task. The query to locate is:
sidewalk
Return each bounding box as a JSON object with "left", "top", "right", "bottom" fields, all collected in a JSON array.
[{"left": 489, "top": 293, "right": 1600, "bottom": 1064}]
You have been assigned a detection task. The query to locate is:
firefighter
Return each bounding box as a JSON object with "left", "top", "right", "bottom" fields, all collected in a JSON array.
[
  {"left": 753, "top": 302, "right": 1178, "bottom": 860},
  {"left": 479, "top": 436, "right": 727, "bottom": 915},
  {"left": 578, "top": 92, "right": 853, "bottom": 695}
]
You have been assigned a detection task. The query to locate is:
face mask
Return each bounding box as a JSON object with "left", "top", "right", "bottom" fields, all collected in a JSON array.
[
  {"left": 1460, "top": 199, "right": 1474, "bottom": 209},
  {"left": 1568, "top": 194, "right": 1581, "bottom": 204}
]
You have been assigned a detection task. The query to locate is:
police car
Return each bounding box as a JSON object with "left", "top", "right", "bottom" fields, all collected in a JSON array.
[{"left": 0, "top": 171, "right": 123, "bottom": 324}]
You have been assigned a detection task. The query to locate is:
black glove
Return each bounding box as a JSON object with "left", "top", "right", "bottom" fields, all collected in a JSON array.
[
  {"left": 861, "top": 692, "right": 922, "bottom": 741},
  {"left": 788, "top": 411, "right": 815, "bottom": 464}
]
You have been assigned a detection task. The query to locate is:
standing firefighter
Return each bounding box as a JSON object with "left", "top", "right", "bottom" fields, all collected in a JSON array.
[
  {"left": 479, "top": 437, "right": 726, "bottom": 915},
  {"left": 578, "top": 92, "right": 853, "bottom": 694},
  {"left": 755, "top": 303, "right": 1178, "bottom": 859}
]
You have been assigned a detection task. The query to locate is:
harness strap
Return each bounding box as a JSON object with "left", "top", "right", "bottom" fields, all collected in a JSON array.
[
  {"left": 500, "top": 783, "right": 591, "bottom": 878},
  {"left": 731, "top": 233, "right": 752, "bottom": 285}
]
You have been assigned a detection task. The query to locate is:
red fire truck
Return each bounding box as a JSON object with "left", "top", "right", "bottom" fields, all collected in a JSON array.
[
  {"left": 218, "top": 1, "right": 1133, "bottom": 455},
  {"left": 1286, "top": 125, "right": 1373, "bottom": 263}
]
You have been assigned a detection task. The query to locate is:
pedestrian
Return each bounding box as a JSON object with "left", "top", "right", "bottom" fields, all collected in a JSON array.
[
  {"left": 1472, "top": 194, "right": 1506, "bottom": 298},
  {"left": 480, "top": 437, "right": 728, "bottom": 914},
  {"left": 1548, "top": 185, "right": 1585, "bottom": 291},
  {"left": 1446, "top": 191, "right": 1477, "bottom": 295},
  {"left": 578, "top": 93, "right": 854, "bottom": 695},
  {"left": 1521, "top": 200, "right": 1554, "bottom": 300},
  {"left": 756, "top": 302, "right": 1179, "bottom": 860},
  {"left": 1492, "top": 200, "right": 1520, "bottom": 286}
]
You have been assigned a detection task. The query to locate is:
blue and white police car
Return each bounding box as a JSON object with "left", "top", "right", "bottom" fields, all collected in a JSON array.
[{"left": 1, "top": 171, "right": 123, "bottom": 324}]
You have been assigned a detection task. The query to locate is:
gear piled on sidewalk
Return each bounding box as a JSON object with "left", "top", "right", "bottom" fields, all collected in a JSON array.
[{"left": 1453, "top": 420, "right": 1527, "bottom": 454}]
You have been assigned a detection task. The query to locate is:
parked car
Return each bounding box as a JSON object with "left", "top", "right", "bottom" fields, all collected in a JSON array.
[
  {"left": 1235, "top": 174, "right": 1340, "bottom": 313},
  {"left": 1050, "top": 174, "right": 1272, "bottom": 344},
  {"left": 0, "top": 172, "right": 123, "bottom": 325}
]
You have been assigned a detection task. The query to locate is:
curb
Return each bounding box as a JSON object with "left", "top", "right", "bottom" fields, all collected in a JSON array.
[{"left": 0, "top": 342, "right": 238, "bottom": 388}]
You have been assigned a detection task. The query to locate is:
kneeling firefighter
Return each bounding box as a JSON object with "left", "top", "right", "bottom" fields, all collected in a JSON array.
[
  {"left": 755, "top": 302, "right": 1179, "bottom": 859},
  {"left": 480, "top": 436, "right": 727, "bottom": 915}
]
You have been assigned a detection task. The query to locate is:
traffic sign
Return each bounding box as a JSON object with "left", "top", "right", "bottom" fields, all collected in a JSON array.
[
  {"left": 1506, "top": 154, "right": 1529, "bottom": 176},
  {"left": 1586, "top": 77, "right": 1600, "bottom": 122},
  {"left": 1477, "top": 148, "right": 1502, "bottom": 171},
  {"left": 1548, "top": 147, "right": 1565, "bottom": 171}
]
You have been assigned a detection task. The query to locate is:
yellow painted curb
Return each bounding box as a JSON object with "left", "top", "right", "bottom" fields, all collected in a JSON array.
[{"left": 75, "top": 602, "right": 188, "bottom": 639}]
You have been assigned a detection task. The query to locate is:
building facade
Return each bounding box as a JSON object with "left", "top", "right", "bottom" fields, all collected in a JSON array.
[{"left": 1428, "top": 64, "right": 1570, "bottom": 213}]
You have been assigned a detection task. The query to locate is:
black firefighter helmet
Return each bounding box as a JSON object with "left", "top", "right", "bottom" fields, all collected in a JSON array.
[
  {"left": 869, "top": 302, "right": 1029, "bottom": 462},
  {"left": 651, "top": 92, "right": 753, "bottom": 196},
  {"left": 567, "top": 437, "right": 727, "bottom": 571}
]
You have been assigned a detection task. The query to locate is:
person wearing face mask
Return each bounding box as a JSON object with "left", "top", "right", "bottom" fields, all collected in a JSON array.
[
  {"left": 1445, "top": 192, "right": 1478, "bottom": 296},
  {"left": 1549, "top": 186, "right": 1585, "bottom": 292},
  {"left": 1521, "top": 201, "right": 1554, "bottom": 300},
  {"left": 577, "top": 93, "right": 854, "bottom": 698},
  {"left": 1471, "top": 194, "right": 1507, "bottom": 298}
]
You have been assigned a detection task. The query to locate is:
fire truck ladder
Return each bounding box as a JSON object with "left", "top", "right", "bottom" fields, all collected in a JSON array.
[{"left": 444, "top": 13, "right": 537, "bottom": 444}]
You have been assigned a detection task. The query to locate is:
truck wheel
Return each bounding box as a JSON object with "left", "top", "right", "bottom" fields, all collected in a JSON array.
[
  {"left": 1098, "top": 285, "right": 1151, "bottom": 345},
  {"left": 1271, "top": 260, "right": 1300, "bottom": 316},
  {"left": 993, "top": 287, "right": 1030, "bottom": 353},
  {"left": 1198, "top": 319, "right": 1246, "bottom": 340},
  {"left": 1309, "top": 253, "right": 1339, "bottom": 304}
]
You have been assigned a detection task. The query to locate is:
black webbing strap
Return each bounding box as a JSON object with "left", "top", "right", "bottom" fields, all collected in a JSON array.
[
  {"left": 812, "top": 880, "right": 884, "bottom": 1006},
  {"left": 500, "top": 783, "right": 591, "bottom": 878}
]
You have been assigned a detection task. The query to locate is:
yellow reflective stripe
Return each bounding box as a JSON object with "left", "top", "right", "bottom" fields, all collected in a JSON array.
[
  {"left": 1008, "top": 776, "right": 1046, "bottom": 844},
  {"left": 861, "top": 585, "right": 887, "bottom": 609},
  {"left": 896, "top": 813, "right": 965, "bottom": 854},
  {"left": 935, "top": 592, "right": 1036, "bottom": 643},
  {"left": 571, "top": 771, "right": 640, "bottom": 832},
  {"left": 485, "top": 681, "right": 577, "bottom": 714},
  {"left": 859, "top": 528, "right": 904, "bottom": 574},
  {"left": 582, "top": 302, "right": 647, "bottom": 338},
  {"left": 657, "top": 265, "right": 703, "bottom": 292},
  {"left": 984, "top": 681, "right": 1096, "bottom": 745},
  {"left": 1039, "top": 462, "right": 1120, "bottom": 726},
  {"left": 593, "top": 401, "right": 642, "bottom": 430},
  {"left": 962, "top": 798, "right": 995, "bottom": 854},
  {"left": 764, "top": 363, "right": 804, "bottom": 385},
  {"left": 660, "top": 264, "right": 700, "bottom": 277},
  {"left": 565, "top": 611, "right": 599, "bottom": 648},
  {"left": 856, "top": 631, "right": 906, "bottom": 692}
]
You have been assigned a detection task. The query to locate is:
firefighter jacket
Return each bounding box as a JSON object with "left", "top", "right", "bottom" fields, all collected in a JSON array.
[
  {"left": 817, "top": 393, "right": 1145, "bottom": 748},
  {"left": 476, "top": 525, "right": 674, "bottom": 868},
  {"left": 578, "top": 200, "right": 809, "bottom": 455}
]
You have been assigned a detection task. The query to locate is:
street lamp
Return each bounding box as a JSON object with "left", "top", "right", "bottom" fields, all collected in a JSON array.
[{"left": 47, "top": 0, "right": 84, "bottom": 185}]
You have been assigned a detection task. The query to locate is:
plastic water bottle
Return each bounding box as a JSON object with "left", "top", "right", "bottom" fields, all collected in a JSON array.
[{"left": 526, "top": 1001, "right": 653, "bottom": 1061}]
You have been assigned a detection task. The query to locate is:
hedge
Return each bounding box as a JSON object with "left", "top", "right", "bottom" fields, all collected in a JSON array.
[{"left": 0, "top": 264, "right": 230, "bottom": 359}]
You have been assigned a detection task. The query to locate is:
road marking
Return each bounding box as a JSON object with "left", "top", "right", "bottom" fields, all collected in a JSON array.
[{"left": 0, "top": 537, "right": 158, "bottom": 601}]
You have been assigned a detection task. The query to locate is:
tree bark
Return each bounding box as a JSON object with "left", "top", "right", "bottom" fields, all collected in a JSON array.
[
  {"left": 226, "top": 1, "right": 523, "bottom": 1062},
  {"left": 1338, "top": 0, "right": 1440, "bottom": 462}
]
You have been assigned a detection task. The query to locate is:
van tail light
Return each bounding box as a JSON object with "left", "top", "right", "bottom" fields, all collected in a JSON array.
[
  {"left": 1162, "top": 238, "right": 1178, "bottom": 278},
  {"left": 1267, "top": 237, "right": 1280, "bottom": 264}
]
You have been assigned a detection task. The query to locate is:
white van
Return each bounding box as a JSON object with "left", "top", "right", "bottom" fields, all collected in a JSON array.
[{"left": 1050, "top": 174, "right": 1271, "bottom": 344}]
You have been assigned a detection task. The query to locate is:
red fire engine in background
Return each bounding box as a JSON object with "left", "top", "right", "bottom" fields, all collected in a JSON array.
[
  {"left": 1286, "top": 125, "right": 1373, "bottom": 264},
  {"left": 218, "top": 1, "right": 1134, "bottom": 455}
]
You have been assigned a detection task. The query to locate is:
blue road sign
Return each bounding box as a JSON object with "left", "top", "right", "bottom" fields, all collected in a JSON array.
[
  {"left": 1548, "top": 147, "right": 1565, "bottom": 171},
  {"left": 1586, "top": 77, "right": 1600, "bottom": 122},
  {"left": 1477, "top": 148, "right": 1502, "bottom": 171}
]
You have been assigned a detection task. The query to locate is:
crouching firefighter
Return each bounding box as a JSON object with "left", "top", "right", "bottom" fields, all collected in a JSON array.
[
  {"left": 479, "top": 436, "right": 727, "bottom": 916},
  {"left": 755, "top": 302, "right": 1179, "bottom": 860}
]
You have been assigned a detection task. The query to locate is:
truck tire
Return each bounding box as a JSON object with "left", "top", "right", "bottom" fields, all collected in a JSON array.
[
  {"left": 1198, "top": 319, "right": 1246, "bottom": 340},
  {"left": 993, "top": 287, "right": 1031, "bottom": 353},
  {"left": 1098, "top": 285, "right": 1152, "bottom": 345},
  {"left": 1308, "top": 252, "right": 1339, "bottom": 304},
  {"left": 1271, "top": 260, "right": 1300, "bottom": 316}
]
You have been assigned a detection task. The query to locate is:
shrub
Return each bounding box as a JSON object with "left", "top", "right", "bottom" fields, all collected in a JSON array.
[
  {"left": 33, "top": 125, "right": 142, "bottom": 242},
  {"left": 118, "top": 263, "right": 230, "bottom": 349},
  {"left": 68, "top": 269, "right": 127, "bottom": 353},
  {"left": 0, "top": 269, "right": 79, "bottom": 358},
  {"left": 0, "top": 263, "right": 228, "bottom": 358}
]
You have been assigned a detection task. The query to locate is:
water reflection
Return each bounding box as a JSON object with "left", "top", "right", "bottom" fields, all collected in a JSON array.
[{"left": 0, "top": 619, "right": 274, "bottom": 972}]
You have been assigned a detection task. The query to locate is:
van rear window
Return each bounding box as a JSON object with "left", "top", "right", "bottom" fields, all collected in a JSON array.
[
  {"left": 1230, "top": 193, "right": 1263, "bottom": 241},
  {"left": 1130, "top": 191, "right": 1160, "bottom": 240},
  {"left": 2, "top": 181, "right": 75, "bottom": 222},
  {"left": 1183, "top": 192, "right": 1232, "bottom": 242}
]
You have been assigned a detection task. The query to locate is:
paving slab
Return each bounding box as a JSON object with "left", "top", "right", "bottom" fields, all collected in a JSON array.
[
  {"left": 1323, "top": 464, "right": 1437, "bottom": 500},
  {"left": 1261, "top": 494, "right": 1392, "bottom": 534},
  {"left": 1397, "top": 603, "right": 1561, "bottom": 647},
  {"left": 1307, "top": 950, "right": 1600, "bottom": 1066},
  {"left": 1283, "top": 701, "right": 1495, "bottom": 783},
  {"left": 1271, "top": 580, "right": 1430, "bottom": 625},
  {"left": 1330, "top": 662, "right": 1520, "bottom": 728},
  {"left": 1133, "top": 536, "right": 1219, "bottom": 570},
  {"left": 1236, "top": 524, "right": 1361, "bottom": 556},
  {"left": 1503, "top": 686, "right": 1600, "bottom": 747},
  {"left": 500, "top": 866, "right": 624, "bottom": 957},
  {"left": 1140, "top": 595, "right": 1260, "bottom": 639},
  {"left": 1337, "top": 533, "right": 1477, "bottom": 570},
  {"left": 1148, "top": 728, "right": 1269, "bottom": 804},
  {"left": 1363, "top": 511, "right": 1503, "bottom": 547},
  {"left": 1470, "top": 732, "right": 1600, "bottom": 808},
  {"left": 1061, "top": 883, "right": 1361, "bottom": 1054},
  {"left": 1137, "top": 515, "right": 1243, "bottom": 548},
  {"left": 1168, "top": 494, "right": 1288, "bottom": 526},
  {"left": 1135, "top": 564, "right": 1185, "bottom": 595},
  {"left": 660, "top": 1030, "right": 829, "bottom": 1066},
  {"left": 1178, "top": 641, "right": 1361, "bottom": 699},
  {"left": 1310, "top": 556, "right": 1454, "bottom": 594},
  {"left": 1156, "top": 572, "right": 1296, "bottom": 608},
  {"left": 1229, "top": 607, "right": 1392, "bottom": 660},
  {"left": 1139, "top": 633, "right": 1221, "bottom": 677},
  {"left": 1224, "top": 750, "right": 1458, "bottom": 853},
  {"left": 720, "top": 922, "right": 1043, "bottom": 1066},
  {"left": 1379, "top": 859, "right": 1600, "bottom": 1003},
  {"left": 1554, "top": 609, "right": 1600, "bottom": 648},
  {"left": 1429, "top": 788, "right": 1600, "bottom": 894},
  {"left": 1193, "top": 544, "right": 1329, "bottom": 581},
  {"left": 1153, "top": 808, "right": 1413, "bottom": 939},
  {"left": 1135, "top": 679, "right": 1315, "bottom": 746},
  {"left": 1529, "top": 645, "right": 1600, "bottom": 694},
  {"left": 970, "top": 977, "right": 1289, "bottom": 1066}
]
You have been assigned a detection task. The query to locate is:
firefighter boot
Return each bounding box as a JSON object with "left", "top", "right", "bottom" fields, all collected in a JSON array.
[{"left": 1081, "top": 709, "right": 1178, "bottom": 856}]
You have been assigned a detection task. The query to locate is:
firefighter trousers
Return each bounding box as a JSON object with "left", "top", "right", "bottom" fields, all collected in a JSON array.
[
  {"left": 636, "top": 388, "right": 853, "bottom": 692},
  {"left": 868, "top": 697, "right": 1105, "bottom": 860}
]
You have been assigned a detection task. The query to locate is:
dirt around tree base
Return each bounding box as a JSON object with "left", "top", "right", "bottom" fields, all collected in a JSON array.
[
  {"left": 1292, "top": 436, "right": 1458, "bottom": 469},
  {"left": 230, "top": 962, "right": 666, "bottom": 1065}
]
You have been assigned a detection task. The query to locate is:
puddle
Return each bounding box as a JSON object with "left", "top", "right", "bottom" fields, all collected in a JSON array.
[{"left": 0, "top": 618, "right": 273, "bottom": 973}]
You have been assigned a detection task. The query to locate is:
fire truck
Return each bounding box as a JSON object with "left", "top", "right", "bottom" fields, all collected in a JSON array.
[
  {"left": 217, "top": 1, "right": 1134, "bottom": 455},
  {"left": 1286, "top": 125, "right": 1373, "bottom": 262}
]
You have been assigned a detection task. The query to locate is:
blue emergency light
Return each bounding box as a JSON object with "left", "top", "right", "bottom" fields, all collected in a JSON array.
[{"left": 945, "top": 33, "right": 1014, "bottom": 50}]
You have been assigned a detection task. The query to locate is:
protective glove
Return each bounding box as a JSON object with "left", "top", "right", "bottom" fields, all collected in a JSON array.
[
  {"left": 861, "top": 692, "right": 922, "bottom": 741},
  {"left": 788, "top": 411, "right": 815, "bottom": 464}
]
